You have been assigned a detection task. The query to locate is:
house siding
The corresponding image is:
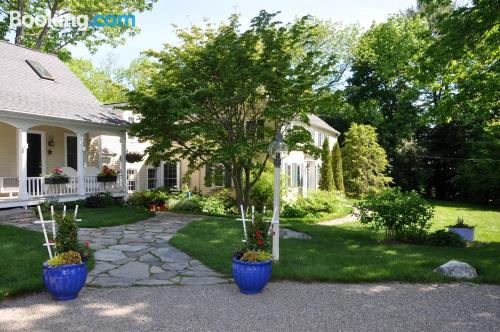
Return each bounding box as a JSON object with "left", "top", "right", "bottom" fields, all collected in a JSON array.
[{"left": 0, "top": 122, "right": 17, "bottom": 177}]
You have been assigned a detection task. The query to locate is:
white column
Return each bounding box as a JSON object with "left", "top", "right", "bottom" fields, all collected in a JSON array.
[
  {"left": 158, "top": 161, "right": 164, "bottom": 188},
  {"left": 16, "top": 128, "right": 28, "bottom": 200},
  {"left": 77, "top": 132, "right": 86, "bottom": 196},
  {"left": 272, "top": 157, "right": 281, "bottom": 261},
  {"left": 120, "top": 133, "right": 127, "bottom": 192}
]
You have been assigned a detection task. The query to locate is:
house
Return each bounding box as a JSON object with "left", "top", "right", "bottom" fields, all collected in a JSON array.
[
  {"left": 102, "top": 105, "right": 340, "bottom": 196},
  {"left": 0, "top": 41, "right": 129, "bottom": 209}
]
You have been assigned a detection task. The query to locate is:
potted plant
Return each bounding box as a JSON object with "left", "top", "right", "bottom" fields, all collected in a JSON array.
[
  {"left": 97, "top": 165, "right": 118, "bottom": 182},
  {"left": 45, "top": 167, "right": 69, "bottom": 184},
  {"left": 232, "top": 214, "right": 273, "bottom": 294},
  {"left": 448, "top": 217, "right": 475, "bottom": 241},
  {"left": 126, "top": 152, "right": 144, "bottom": 163},
  {"left": 43, "top": 213, "right": 89, "bottom": 301}
]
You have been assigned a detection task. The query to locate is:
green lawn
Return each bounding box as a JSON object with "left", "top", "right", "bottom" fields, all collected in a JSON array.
[
  {"left": 0, "top": 225, "right": 96, "bottom": 301},
  {"left": 41, "top": 206, "right": 155, "bottom": 228},
  {"left": 170, "top": 201, "right": 500, "bottom": 284}
]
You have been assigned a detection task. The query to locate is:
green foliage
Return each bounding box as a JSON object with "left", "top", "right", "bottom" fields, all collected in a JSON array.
[
  {"left": 66, "top": 58, "right": 127, "bottom": 103},
  {"left": 127, "top": 11, "right": 337, "bottom": 209},
  {"left": 239, "top": 251, "right": 273, "bottom": 262},
  {"left": 448, "top": 217, "right": 474, "bottom": 229},
  {"left": 243, "top": 214, "right": 272, "bottom": 252},
  {"left": 85, "top": 193, "right": 113, "bottom": 208},
  {"left": 428, "top": 230, "right": 466, "bottom": 247},
  {"left": 357, "top": 188, "right": 435, "bottom": 240},
  {"left": 342, "top": 123, "right": 391, "bottom": 197},
  {"left": 2, "top": 0, "right": 157, "bottom": 53},
  {"left": 54, "top": 213, "right": 79, "bottom": 255},
  {"left": 169, "top": 194, "right": 228, "bottom": 216},
  {"left": 250, "top": 162, "right": 288, "bottom": 211},
  {"left": 331, "top": 142, "right": 345, "bottom": 192},
  {"left": 319, "top": 139, "right": 335, "bottom": 191},
  {"left": 47, "top": 251, "right": 82, "bottom": 267},
  {"left": 282, "top": 190, "right": 344, "bottom": 218}
]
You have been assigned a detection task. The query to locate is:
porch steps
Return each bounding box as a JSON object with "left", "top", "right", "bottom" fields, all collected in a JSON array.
[{"left": 0, "top": 208, "right": 38, "bottom": 224}]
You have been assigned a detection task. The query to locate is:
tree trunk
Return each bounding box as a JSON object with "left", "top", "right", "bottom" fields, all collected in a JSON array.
[
  {"left": 34, "top": 0, "right": 59, "bottom": 50},
  {"left": 14, "top": 0, "right": 24, "bottom": 45}
]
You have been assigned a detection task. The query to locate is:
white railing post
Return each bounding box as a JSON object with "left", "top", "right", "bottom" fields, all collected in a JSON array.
[
  {"left": 77, "top": 133, "right": 86, "bottom": 196},
  {"left": 17, "top": 128, "right": 28, "bottom": 201}
]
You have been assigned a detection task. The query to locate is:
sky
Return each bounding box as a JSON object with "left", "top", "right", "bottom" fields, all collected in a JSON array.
[{"left": 68, "top": 0, "right": 417, "bottom": 68}]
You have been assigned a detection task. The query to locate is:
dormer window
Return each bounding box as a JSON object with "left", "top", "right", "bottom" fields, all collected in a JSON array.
[{"left": 26, "top": 59, "right": 54, "bottom": 80}]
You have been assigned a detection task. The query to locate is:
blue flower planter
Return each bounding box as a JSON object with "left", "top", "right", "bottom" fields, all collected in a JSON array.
[
  {"left": 448, "top": 227, "right": 475, "bottom": 241},
  {"left": 43, "top": 262, "right": 87, "bottom": 301},
  {"left": 232, "top": 257, "right": 272, "bottom": 295}
]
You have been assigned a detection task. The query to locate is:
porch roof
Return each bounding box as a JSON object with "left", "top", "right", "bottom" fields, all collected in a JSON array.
[{"left": 0, "top": 41, "right": 128, "bottom": 127}]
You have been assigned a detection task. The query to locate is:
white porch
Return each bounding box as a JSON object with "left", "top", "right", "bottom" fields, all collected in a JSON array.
[{"left": 0, "top": 115, "right": 128, "bottom": 209}]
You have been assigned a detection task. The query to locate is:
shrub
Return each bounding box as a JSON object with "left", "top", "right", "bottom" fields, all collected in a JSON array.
[
  {"left": 54, "top": 213, "right": 79, "bottom": 254},
  {"left": 282, "top": 190, "right": 344, "bottom": 218},
  {"left": 428, "top": 230, "right": 466, "bottom": 247},
  {"left": 199, "top": 196, "right": 226, "bottom": 215},
  {"left": 357, "top": 188, "right": 434, "bottom": 240},
  {"left": 319, "top": 138, "right": 335, "bottom": 191},
  {"left": 250, "top": 162, "right": 288, "bottom": 211},
  {"left": 47, "top": 251, "right": 82, "bottom": 266},
  {"left": 85, "top": 192, "right": 113, "bottom": 208},
  {"left": 171, "top": 196, "right": 202, "bottom": 212}
]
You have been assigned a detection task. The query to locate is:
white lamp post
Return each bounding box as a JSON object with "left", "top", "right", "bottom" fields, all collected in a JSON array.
[{"left": 268, "top": 132, "right": 288, "bottom": 261}]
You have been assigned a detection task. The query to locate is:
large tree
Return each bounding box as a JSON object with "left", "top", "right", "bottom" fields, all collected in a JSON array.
[
  {"left": 0, "top": 0, "right": 157, "bottom": 55},
  {"left": 128, "top": 12, "right": 336, "bottom": 209},
  {"left": 342, "top": 124, "right": 391, "bottom": 197}
]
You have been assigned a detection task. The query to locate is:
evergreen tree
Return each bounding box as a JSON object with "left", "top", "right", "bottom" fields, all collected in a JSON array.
[
  {"left": 331, "top": 142, "right": 345, "bottom": 192},
  {"left": 342, "top": 123, "right": 391, "bottom": 197},
  {"left": 319, "top": 139, "right": 335, "bottom": 191}
]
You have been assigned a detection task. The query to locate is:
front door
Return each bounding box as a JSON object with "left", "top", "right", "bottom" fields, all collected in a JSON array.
[
  {"left": 27, "top": 133, "right": 42, "bottom": 177},
  {"left": 66, "top": 135, "right": 78, "bottom": 170}
]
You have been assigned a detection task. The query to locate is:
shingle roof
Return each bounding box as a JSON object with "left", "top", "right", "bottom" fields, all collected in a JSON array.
[
  {"left": 307, "top": 114, "right": 340, "bottom": 135},
  {"left": 0, "top": 41, "right": 127, "bottom": 126}
]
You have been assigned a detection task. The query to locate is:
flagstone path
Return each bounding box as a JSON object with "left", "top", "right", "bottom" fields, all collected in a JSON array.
[{"left": 79, "top": 212, "right": 229, "bottom": 287}]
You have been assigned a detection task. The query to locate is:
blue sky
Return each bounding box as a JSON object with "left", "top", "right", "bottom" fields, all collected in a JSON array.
[{"left": 68, "top": 0, "right": 417, "bottom": 68}]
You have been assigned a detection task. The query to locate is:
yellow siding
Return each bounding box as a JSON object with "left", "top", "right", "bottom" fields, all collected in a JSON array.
[
  {"left": 0, "top": 122, "right": 17, "bottom": 177},
  {"left": 30, "top": 125, "right": 73, "bottom": 174}
]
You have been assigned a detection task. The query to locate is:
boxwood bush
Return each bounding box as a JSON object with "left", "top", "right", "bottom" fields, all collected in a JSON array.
[{"left": 282, "top": 190, "right": 344, "bottom": 218}]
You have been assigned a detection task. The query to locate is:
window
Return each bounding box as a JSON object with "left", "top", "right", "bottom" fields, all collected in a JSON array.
[
  {"left": 163, "top": 162, "right": 178, "bottom": 189},
  {"left": 127, "top": 169, "right": 137, "bottom": 191},
  {"left": 26, "top": 59, "right": 54, "bottom": 80},
  {"left": 66, "top": 135, "right": 78, "bottom": 170},
  {"left": 317, "top": 132, "right": 325, "bottom": 147},
  {"left": 147, "top": 168, "right": 157, "bottom": 190},
  {"left": 284, "top": 163, "right": 302, "bottom": 188}
]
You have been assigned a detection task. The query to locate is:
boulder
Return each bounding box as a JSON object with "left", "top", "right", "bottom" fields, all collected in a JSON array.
[
  {"left": 433, "top": 260, "right": 477, "bottom": 279},
  {"left": 280, "top": 228, "right": 311, "bottom": 240}
]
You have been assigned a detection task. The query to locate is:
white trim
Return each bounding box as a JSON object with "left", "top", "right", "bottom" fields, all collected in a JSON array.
[
  {"left": 64, "top": 133, "right": 77, "bottom": 169},
  {"left": 27, "top": 130, "right": 46, "bottom": 176}
]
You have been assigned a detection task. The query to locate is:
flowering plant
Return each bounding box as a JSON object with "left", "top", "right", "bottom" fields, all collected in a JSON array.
[
  {"left": 234, "top": 214, "right": 272, "bottom": 262},
  {"left": 78, "top": 240, "right": 92, "bottom": 262},
  {"left": 45, "top": 167, "right": 69, "bottom": 180},
  {"left": 98, "top": 165, "right": 117, "bottom": 177}
]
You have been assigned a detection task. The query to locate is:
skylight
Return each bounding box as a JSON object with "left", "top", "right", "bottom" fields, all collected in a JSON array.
[{"left": 26, "top": 59, "right": 54, "bottom": 80}]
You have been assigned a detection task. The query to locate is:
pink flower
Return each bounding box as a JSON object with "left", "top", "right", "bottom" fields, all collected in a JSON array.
[{"left": 54, "top": 167, "right": 63, "bottom": 174}]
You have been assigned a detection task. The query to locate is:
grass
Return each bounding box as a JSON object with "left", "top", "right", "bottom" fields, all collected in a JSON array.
[
  {"left": 40, "top": 206, "right": 155, "bottom": 228},
  {"left": 170, "top": 201, "right": 500, "bottom": 284},
  {"left": 0, "top": 225, "right": 95, "bottom": 301}
]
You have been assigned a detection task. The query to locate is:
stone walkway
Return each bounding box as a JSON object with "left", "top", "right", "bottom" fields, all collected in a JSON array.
[
  {"left": 317, "top": 207, "right": 359, "bottom": 226},
  {"left": 80, "top": 212, "right": 229, "bottom": 287}
]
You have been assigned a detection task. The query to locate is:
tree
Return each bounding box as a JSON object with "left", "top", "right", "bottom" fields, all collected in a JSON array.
[
  {"left": 342, "top": 124, "right": 391, "bottom": 197},
  {"left": 0, "top": 0, "right": 157, "bottom": 55},
  {"left": 331, "top": 142, "right": 344, "bottom": 192},
  {"left": 319, "top": 139, "right": 335, "bottom": 191},
  {"left": 66, "top": 58, "right": 127, "bottom": 103},
  {"left": 128, "top": 12, "right": 336, "bottom": 209}
]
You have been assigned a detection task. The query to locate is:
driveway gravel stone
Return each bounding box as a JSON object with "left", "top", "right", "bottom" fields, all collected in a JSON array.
[
  {"left": 82, "top": 212, "right": 229, "bottom": 287},
  {"left": 1, "top": 282, "right": 498, "bottom": 331}
]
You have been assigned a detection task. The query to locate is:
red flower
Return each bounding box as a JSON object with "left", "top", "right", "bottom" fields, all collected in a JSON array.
[
  {"left": 257, "top": 239, "right": 264, "bottom": 246},
  {"left": 255, "top": 230, "right": 262, "bottom": 238},
  {"left": 49, "top": 239, "right": 55, "bottom": 243},
  {"left": 84, "top": 240, "right": 90, "bottom": 249},
  {"left": 85, "top": 252, "right": 91, "bottom": 257}
]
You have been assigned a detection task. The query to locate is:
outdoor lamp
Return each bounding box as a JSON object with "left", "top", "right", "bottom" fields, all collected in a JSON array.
[{"left": 268, "top": 132, "right": 288, "bottom": 261}]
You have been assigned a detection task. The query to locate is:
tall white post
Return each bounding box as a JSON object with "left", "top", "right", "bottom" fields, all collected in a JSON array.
[
  {"left": 272, "top": 155, "right": 281, "bottom": 261},
  {"left": 17, "top": 128, "right": 28, "bottom": 201},
  {"left": 120, "top": 133, "right": 127, "bottom": 193},
  {"left": 77, "top": 132, "right": 86, "bottom": 196}
]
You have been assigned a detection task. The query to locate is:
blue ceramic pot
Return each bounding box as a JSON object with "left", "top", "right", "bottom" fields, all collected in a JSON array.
[
  {"left": 448, "top": 227, "right": 475, "bottom": 241},
  {"left": 43, "top": 262, "right": 87, "bottom": 301},
  {"left": 232, "top": 257, "right": 272, "bottom": 294}
]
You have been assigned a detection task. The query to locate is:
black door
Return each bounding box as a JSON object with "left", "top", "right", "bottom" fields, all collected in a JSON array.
[
  {"left": 66, "top": 135, "right": 78, "bottom": 170},
  {"left": 27, "top": 133, "right": 42, "bottom": 177}
]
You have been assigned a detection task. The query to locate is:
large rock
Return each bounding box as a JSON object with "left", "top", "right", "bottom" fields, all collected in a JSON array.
[
  {"left": 434, "top": 260, "right": 477, "bottom": 279},
  {"left": 280, "top": 228, "right": 311, "bottom": 240}
]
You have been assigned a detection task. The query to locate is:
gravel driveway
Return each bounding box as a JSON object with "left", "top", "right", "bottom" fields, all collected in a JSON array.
[{"left": 1, "top": 282, "right": 498, "bottom": 331}]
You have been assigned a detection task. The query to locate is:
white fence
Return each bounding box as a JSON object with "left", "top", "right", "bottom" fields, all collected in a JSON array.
[
  {"left": 85, "top": 176, "right": 122, "bottom": 194},
  {"left": 27, "top": 177, "right": 79, "bottom": 197}
]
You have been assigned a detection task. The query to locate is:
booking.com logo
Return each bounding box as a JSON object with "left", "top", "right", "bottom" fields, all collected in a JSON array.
[{"left": 9, "top": 10, "right": 135, "bottom": 32}]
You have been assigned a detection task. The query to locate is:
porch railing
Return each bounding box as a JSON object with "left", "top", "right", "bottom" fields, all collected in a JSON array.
[
  {"left": 85, "top": 176, "right": 123, "bottom": 194},
  {"left": 27, "top": 177, "right": 79, "bottom": 197}
]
